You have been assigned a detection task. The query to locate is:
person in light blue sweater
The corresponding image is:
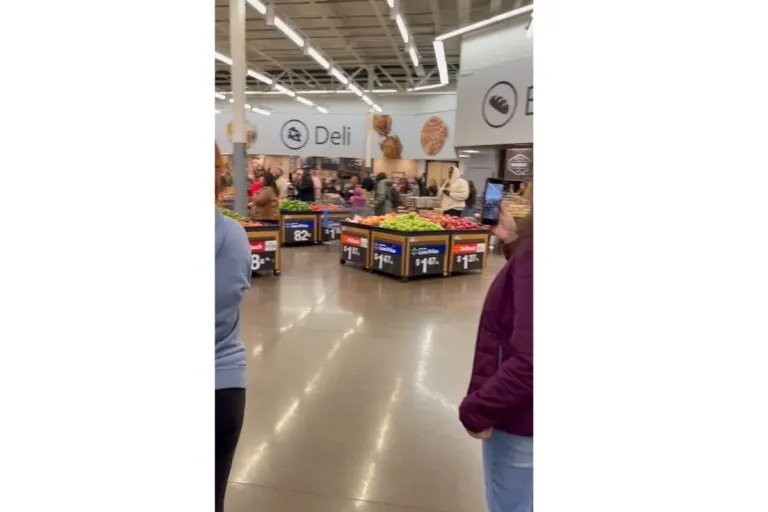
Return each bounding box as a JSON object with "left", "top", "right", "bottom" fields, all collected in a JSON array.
[{"left": 215, "top": 144, "right": 252, "bottom": 512}]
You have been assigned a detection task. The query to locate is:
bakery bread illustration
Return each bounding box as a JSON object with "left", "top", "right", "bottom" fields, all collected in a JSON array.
[
  {"left": 380, "top": 135, "right": 403, "bottom": 159},
  {"left": 372, "top": 115, "right": 392, "bottom": 137},
  {"left": 419, "top": 116, "right": 448, "bottom": 156}
]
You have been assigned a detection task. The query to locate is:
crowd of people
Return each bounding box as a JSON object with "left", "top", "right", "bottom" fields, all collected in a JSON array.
[{"left": 224, "top": 156, "right": 482, "bottom": 221}]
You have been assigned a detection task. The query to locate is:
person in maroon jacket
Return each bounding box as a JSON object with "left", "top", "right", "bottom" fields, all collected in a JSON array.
[{"left": 459, "top": 210, "right": 533, "bottom": 512}]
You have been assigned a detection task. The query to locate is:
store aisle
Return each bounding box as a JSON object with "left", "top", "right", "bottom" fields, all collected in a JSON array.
[{"left": 227, "top": 245, "right": 506, "bottom": 512}]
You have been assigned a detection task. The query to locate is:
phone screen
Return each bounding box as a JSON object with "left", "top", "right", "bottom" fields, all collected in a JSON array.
[{"left": 481, "top": 179, "right": 505, "bottom": 225}]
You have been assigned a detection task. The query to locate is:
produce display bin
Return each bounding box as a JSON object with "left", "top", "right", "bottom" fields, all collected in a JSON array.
[
  {"left": 319, "top": 210, "right": 350, "bottom": 243},
  {"left": 243, "top": 221, "right": 281, "bottom": 276},
  {"left": 280, "top": 211, "right": 318, "bottom": 245},
  {"left": 339, "top": 221, "right": 372, "bottom": 269},
  {"left": 339, "top": 222, "right": 491, "bottom": 281},
  {"left": 448, "top": 231, "right": 492, "bottom": 274}
]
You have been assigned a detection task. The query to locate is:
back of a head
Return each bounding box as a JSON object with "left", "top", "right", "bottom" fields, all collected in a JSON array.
[{"left": 376, "top": 172, "right": 387, "bottom": 181}]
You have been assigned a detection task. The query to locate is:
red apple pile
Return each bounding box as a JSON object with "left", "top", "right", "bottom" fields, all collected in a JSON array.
[{"left": 419, "top": 213, "right": 487, "bottom": 230}]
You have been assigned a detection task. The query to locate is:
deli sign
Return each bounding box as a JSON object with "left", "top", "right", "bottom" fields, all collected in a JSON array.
[{"left": 215, "top": 112, "right": 366, "bottom": 157}]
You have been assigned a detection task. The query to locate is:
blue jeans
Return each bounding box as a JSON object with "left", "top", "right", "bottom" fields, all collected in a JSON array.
[{"left": 482, "top": 431, "right": 533, "bottom": 512}]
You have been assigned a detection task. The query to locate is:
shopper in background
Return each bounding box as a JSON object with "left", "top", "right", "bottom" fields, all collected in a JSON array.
[
  {"left": 343, "top": 175, "right": 359, "bottom": 200},
  {"left": 463, "top": 180, "right": 478, "bottom": 218},
  {"left": 438, "top": 166, "right": 469, "bottom": 216},
  {"left": 294, "top": 167, "right": 315, "bottom": 202},
  {"left": 427, "top": 179, "right": 439, "bottom": 197},
  {"left": 247, "top": 167, "right": 263, "bottom": 200},
  {"left": 250, "top": 172, "right": 280, "bottom": 221},
  {"left": 272, "top": 167, "right": 289, "bottom": 199},
  {"left": 372, "top": 172, "right": 394, "bottom": 215},
  {"left": 459, "top": 208, "right": 533, "bottom": 512},
  {"left": 361, "top": 171, "right": 375, "bottom": 192},
  {"left": 311, "top": 170, "right": 322, "bottom": 201},
  {"left": 215, "top": 143, "right": 251, "bottom": 512},
  {"left": 398, "top": 177, "right": 412, "bottom": 195}
]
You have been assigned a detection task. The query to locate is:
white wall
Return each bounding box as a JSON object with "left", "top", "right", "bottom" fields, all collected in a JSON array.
[
  {"left": 216, "top": 93, "right": 457, "bottom": 116},
  {"left": 459, "top": 17, "right": 532, "bottom": 73}
]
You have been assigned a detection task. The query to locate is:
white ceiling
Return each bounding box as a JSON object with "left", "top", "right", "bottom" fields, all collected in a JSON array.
[{"left": 215, "top": 0, "right": 533, "bottom": 92}]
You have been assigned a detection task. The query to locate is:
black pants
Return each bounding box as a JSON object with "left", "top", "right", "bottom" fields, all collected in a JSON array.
[
  {"left": 444, "top": 208, "right": 463, "bottom": 217},
  {"left": 216, "top": 388, "right": 245, "bottom": 512}
]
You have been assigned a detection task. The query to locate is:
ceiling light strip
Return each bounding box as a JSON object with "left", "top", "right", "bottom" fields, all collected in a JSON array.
[
  {"left": 273, "top": 16, "right": 304, "bottom": 47},
  {"left": 244, "top": 1, "right": 375, "bottom": 111},
  {"left": 435, "top": 4, "right": 533, "bottom": 41}
]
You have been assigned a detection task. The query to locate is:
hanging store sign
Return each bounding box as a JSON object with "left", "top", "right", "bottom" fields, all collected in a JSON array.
[
  {"left": 216, "top": 112, "right": 367, "bottom": 158},
  {"left": 455, "top": 56, "right": 532, "bottom": 147}
]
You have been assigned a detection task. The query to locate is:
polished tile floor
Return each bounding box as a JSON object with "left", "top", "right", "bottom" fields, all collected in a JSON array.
[{"left": 228, "top": 244, "right": 506, "bottom": 512}]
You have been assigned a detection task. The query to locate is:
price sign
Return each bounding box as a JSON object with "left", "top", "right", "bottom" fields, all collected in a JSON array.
[
  {"left": 341, "top": 234, "right": 368, "bottom": 265},
  {"left": 373, "top": 242, "right": 402, "bottom": 276},
  {"left": 284, "top": 220, "right": 315, "bottom": 244},
  {"left": 322, "top": 220, "right": 342, "bottom": 242},
  {"left": 452, "top": 242, "right": 485, "bottom": 272},
  {"left": 250, "top": 239, "right": 277, "bottom": 272},
  {"left": 409, "top": 243, "right": 446, "bottom": 276}
]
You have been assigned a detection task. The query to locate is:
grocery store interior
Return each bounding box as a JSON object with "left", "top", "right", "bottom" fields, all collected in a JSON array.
[{"left": 215, "top": 0, "right": 532, "bottom": 510}]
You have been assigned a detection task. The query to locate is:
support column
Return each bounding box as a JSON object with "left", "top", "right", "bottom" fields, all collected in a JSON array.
[
  {"left": 364, "top": 66, "right": 375, "bottom": 170},
  {"left": 230, "top": 0, "right": 248, "bottom": 216}
]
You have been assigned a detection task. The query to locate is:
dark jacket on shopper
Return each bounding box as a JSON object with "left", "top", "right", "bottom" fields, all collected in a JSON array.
[
  {"left": 459, "top": 238, "right": 533, "bottom": 436},
  {"left": 295, "top": 174, "right": 315, "bottom": 202},
  {"left": 361, "top": 176, "right": 375, "bottom": 192}
]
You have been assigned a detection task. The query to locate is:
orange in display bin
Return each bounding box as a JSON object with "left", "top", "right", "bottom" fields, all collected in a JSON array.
[{"left": 251, "top": 239, "right": 278, "bottom": 252}]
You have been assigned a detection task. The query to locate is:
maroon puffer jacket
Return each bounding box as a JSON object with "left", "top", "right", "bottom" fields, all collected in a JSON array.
[{"left": 459, "top": 240, "right": 533, "bottom": 436}]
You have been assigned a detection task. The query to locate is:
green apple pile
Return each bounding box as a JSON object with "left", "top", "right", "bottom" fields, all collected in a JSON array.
[
  {"left": 280, "top": 199, "right": 310, "bottom": 212},
  {"left": 220, "top": 208, "right": 249, "bottom": 222},
  {"left": 379, "top": 212, "right": 444, "bottom": 232}
]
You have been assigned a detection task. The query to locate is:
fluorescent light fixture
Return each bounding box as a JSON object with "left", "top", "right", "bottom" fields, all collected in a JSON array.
[
  {"left": 372, "top": 89, "right": 397, "bottom": 93},
  {"left": 458, "top": 153, "right": 471, "bottom": 158},
  {"left": 214, "top": 51, "right": 233, "bottom": 65},
  {"left": 436, "top": 4, "right": 533, "bottom": 41},
  {"left": 316, "top": 106, "right": 329, "bottom": 114},
  {"left": 247, "top": 68, "right": 273, "bottom": 85},
  {"left": 274, "top": 83, "right": 296, "bottom": 97},
  {"left": 215, "top": 109, "right": 222, "bottom": 114},
  {"left": 306, "top": 46, "right": 330, "bottom": 69},
  {"left": 228, "top": 98, "right": 234, "bottom": 103},
  {"left": 215, "top": 92, "right": 226, "bottom": 100},
  {"left": 395, "top": 14, "right": 409, "bottom": 43},
  {"left": 245, "top": 104, "right": 251, "bottom": 109},
  {"left": 408, "top": 46, "right": 419, "bottom": 67},
  {"left": 348, "top": 83, "right": 363, "bottom": 97},
  {"left": 246, "top": 0, "right": 267, "bottom": 15},
  {"left": 296, "top": 96, "right": 314, "bottom": 107},
  {"left": 372, "top": 104, "right": 383, "bottom": 113},
  {"left": 330, "top": 67, "right": 349, "bottom": 85},
  {"left": 407, "top": 83, "right": 448, "bottom": 92},
  {"left": 300, "top": 89, "right": 334, "bottom": 94},
  {"left": 252, "top": 107, "right": 271, "bottom": 116},
  {"left": 464, "top": 149, "right": 480, "bottom": 154},
  {"left": 386, "top": 0, "right": 394, "bottom": 7},
  {"left": 434, "top": 40, "right": 449, "bottom": 84},
  {"left": 274, "top": 16, "right": 304, "bottom": 47},
  {"left": 361, "top": 95, "right": 374, "bottom": 106}
]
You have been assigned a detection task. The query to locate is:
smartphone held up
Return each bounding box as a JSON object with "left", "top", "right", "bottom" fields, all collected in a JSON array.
[{"left": 480, "top": 178, "right": 505, "bottom": 226}]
